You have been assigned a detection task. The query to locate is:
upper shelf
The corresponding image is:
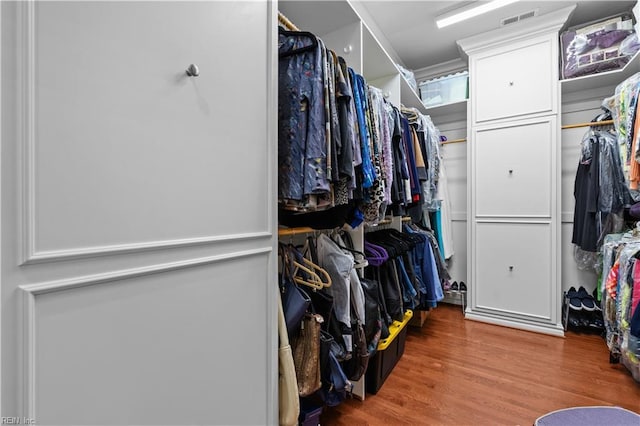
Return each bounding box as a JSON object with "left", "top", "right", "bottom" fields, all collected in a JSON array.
[
  {"left": 362, "top": 24, "right": 398, "bottom": 82},
  {"left": 278, "top": 1, "right": 359, "bottom": 37},
  {"left": 561, "top": 51, "right": 640, "bottom": 95},
  {"left": 425, "top": 99, "right": 468, "bottom": 120},
  {"left": 400, "top": 77, "right": 427, "bottom": 112},
  {"left": 279, "top": 0, "right": 426, "bottom": 113}
]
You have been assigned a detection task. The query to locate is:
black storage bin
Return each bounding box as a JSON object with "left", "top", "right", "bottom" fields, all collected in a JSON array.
[
  {"left": 298, "top": 399, "right": 322, "bottom": 426},
  {"left": 366, "top": 310, "right": 412, "bottom": 394}
]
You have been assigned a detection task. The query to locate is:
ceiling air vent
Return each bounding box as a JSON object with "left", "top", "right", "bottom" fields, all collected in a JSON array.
[{"left": 501, "top": 9, "right": 538, "bottom": 26}]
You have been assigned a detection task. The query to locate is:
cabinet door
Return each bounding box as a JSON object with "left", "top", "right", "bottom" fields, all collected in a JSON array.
[
  {"left": 474, "top": 118, "right": 554, "bottom": 218},
  {"left": 3, "top": 2, "right": 276, "bottom": 424},
  {"left": 474, "top": 222, "right": 553, "bottom": 321},
  {"left": 473, "top": 36, "right": 556, "bottom": 122}
]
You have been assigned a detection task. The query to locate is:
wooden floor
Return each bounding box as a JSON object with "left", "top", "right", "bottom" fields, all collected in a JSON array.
[{"left": 319, "top": 304, "right": 640, "bottom": 425}]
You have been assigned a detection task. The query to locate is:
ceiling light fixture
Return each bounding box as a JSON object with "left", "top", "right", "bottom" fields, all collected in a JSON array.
[{"left": 436, "top": 0, "right": 520, "bottom": 29}]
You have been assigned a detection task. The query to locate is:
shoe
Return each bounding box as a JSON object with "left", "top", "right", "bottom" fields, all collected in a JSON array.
[
  {"left": 566, "top": 286, "right": 578, "bottom": 298},
  {"left": 443, "top": 280, "right": 451, "bottom": 291},
  {"left": 459, "top": 282, "right": 467, "bottom": 292},
  {"left": 592, "top": 287, "right": 602, "bottom": 311},
  {"left": 568, "top": 313, "right": 581, "bottom": 328},
  {"left": 566, "top": 287, "right": 583, "bottom": 311},
  {"left": 577, "top": 286, "right": 596, "bottom": 311},
  {"left": 578, "top": 311, "right": 591, "bottom": 327},
  {"left": 568, "top": 297, "right": 583, "bottom": 311},
  {"left": 451, "top": 281, "right": 459, "bottom": 291}
]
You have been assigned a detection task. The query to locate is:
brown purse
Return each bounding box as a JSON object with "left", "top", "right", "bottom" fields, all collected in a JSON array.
[{"left": 291, "top": 312, "right": 324, "bottom": 397}]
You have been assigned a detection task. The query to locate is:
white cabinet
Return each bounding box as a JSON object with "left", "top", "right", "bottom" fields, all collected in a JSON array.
[
  {"left": 475, "top": 222, "right": 553, "bottom": 321},
  {"left": 3, "top": 1, "right": 277, "bottom": 424},
  {"left": 474, "top": 117, "right": 554, "bottom": 218},
  {"left": 474, "top": 36, "right": 557, "bottom": 122},
  {"left": 459, "top": 6, "right": 574, "bottom": 336}
]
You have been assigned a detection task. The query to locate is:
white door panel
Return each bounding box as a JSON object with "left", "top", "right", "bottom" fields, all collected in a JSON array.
[
  {"left": 32, "top": 1, "right": 270, "bottom": 258},
  {"left": 35, "top": 255, "right": 269, "bottom": 425},
  {"left": 474, "top": 118, "right": 554, "bottom": 218},
  {"left": 475, "top": 222, "right": 553, "bottom": 321},
  {"left": 2, "top": 1, "right": 277, "bottom": 424}
]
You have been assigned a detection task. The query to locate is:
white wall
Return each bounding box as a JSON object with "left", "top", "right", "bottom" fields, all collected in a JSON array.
[{"left": 437, "top": 118, "right": 468, "bottom": 287}]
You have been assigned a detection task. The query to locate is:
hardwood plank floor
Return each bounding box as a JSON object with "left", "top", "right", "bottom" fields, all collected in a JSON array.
[{"left": 319, "top": 304, "right": 640, "bottom": 425}]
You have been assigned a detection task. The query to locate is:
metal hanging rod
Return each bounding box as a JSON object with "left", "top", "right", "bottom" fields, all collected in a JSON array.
[
  {"left": 278, "top": 11, "right": 300, "bottom": 31},
  {"left": 561, "top": 120, "right": 614, "bottom": 130}
]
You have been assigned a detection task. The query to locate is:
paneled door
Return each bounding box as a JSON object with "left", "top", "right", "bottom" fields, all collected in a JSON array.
[{"left": 1, "top": 1, "right": 277, "bottom": 424}]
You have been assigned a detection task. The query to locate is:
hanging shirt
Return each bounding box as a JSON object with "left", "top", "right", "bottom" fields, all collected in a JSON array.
[
  {"left": 278, "top": 29, "right": 329, "bottom": 202},
  {"left": 349, "top": 69, "right": 376, "bottom": 189}
]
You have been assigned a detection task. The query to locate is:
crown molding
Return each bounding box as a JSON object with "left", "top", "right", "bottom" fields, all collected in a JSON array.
[{"left": 457, "top": 4, "right": 576, "bottom": 57}]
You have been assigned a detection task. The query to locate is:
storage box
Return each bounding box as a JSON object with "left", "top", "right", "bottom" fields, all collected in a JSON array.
[
  {"left": 560, "top": 13, "right": 639, "bottom": 80},
  {"left": 298, "top": 399, "right": 322, "bottom": 426},
  {"left": 409, "top": 310, "right": 429, "bottom": 328},
  {"left": 366, "top": 310, "right": 413, "bottom": 394},
  {"left": 419, "top": 72, "right": 468, "bottom": 107}
]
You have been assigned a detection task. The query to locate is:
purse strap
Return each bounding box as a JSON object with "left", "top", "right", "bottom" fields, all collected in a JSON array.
[{"left": 277, "top": 291, "right": 290, "bottom": 349}]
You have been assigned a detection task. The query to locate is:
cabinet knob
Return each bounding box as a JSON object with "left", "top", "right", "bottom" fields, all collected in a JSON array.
[
  {"left": 509, "top": 266, "right": 514, "bottom": 271},
  {"left": 509, "top": 81, "right": 514, "bottom": 86},
  {"left": 509, "top": 169, "right": 513, "bottom": 174},
  {"left": 185, "top": 64, "right": 200, "bottom": 77}
]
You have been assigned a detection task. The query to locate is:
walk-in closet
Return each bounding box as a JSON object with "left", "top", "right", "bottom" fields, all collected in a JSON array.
[{"left": 0, "top": 1, "right": 639, "bottom": 425}]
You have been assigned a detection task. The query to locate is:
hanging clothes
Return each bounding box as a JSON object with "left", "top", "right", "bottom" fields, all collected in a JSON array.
[{"left": 278, "top": 29, "right": 329, "bottom": 206}]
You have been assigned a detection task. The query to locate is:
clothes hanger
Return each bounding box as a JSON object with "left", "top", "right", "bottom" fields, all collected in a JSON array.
[
  {"left": 278, "top": 27, "right": 319, "bottom": 59},
  {"left": 329, "top": 230, "right": 369, "bottom": 268},
  {"left": 287, "top": 243, "right": 332, "bottom": 290},
  {"left": 300, "top": 239, "right": 332, "bottom": 289},
  {"left": 279, "top": 243, "right": 324, "bottom": 290}
]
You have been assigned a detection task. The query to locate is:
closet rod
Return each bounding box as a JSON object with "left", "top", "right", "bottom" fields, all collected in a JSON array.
[
  {"left": 442, "top": 138, "right": 466, "bottom": 145},
  {"left": 401, "top": 217, "right": 412, "bottom": 223},
  {"left": 278, "top": 11, "right": 300, "bottom": 31},
  {"left": 561, "top": 120, "right": 614, "bottom": 130},
  {"left": 277, "top": 227, "right": 315, "bottom": 237}
]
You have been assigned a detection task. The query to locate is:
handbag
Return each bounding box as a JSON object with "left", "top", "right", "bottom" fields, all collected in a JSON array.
[
  {"left": 291, "top": 312, "right": 324, "bottom": 397},
  {"left": 279, "top": 245, "right": 312, "bottom": 335},
  {"left": 342, "top": 292, "right": 370, "bottom": 381},
  {"left": 281, "top": 274, "right": 311, "bottom": 336},
  {"left": 277, "top": 294, "right": 299, "bottom": 426}
]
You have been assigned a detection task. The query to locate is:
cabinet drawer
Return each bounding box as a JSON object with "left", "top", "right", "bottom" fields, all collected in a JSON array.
[
  {"left": 474, "top": 222, "right": 552, "bottom": 321},
  {"left": 474, "top": 38, "right": 555, "bottom": 122},
  {"left": 474, "top": 118, "right": 554, "bottom": 217}
]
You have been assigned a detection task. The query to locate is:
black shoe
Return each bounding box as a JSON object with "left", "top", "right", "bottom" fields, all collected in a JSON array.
[
  {"left": 459, "top": 282, "right": 467, "bottom": 292},
  {"left": 451, "top": 281, "right": 459, "bottom": 291},
  {"left": 577, "top": 286, "right": 596, "bottom": 311}
]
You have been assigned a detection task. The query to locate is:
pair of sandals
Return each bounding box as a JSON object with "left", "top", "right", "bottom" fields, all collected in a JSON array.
[
  {"left": 450, "top": 281, "right": 467, "bottom": 292},
  {"left": 566, "top": 286, "right": 600, "bottom": 311}
]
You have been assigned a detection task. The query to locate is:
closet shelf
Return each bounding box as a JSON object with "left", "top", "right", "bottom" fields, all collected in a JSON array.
[
  {"left": 561, "top": 50, "right": 640, "bottom": 95},
  {"left": 400, "top": 76, "right": 427, "bottom": 113},
  {"left": 425, "top": 99, "right": 468, "bottom": 118}
]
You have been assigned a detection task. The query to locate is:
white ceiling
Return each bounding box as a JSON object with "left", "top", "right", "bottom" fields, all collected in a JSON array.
[{"left": 359, "top": 0, "right": 637, "bottom": 71}]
